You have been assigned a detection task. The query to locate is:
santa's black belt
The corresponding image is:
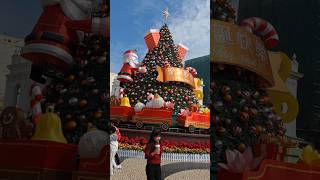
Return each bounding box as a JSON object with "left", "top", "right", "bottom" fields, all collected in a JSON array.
[{"left": 118, "top": 72, "right": 130, "bottom": 75}]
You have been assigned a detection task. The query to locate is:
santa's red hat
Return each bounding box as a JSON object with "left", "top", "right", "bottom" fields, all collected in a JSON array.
[{"left": 123, "top": 50, "right": 138, "bottom": 60}]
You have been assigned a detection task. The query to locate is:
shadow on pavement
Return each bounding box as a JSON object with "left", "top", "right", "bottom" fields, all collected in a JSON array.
[{"left": 161, "top": 162, "right": 210, "bottom": 179}]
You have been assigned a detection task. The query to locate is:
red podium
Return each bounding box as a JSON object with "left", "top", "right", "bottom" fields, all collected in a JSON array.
[
  {"left": 217, "top": 159, "right": 320, "bottom": 180},
  {"left": 73, "top": 145, "right": 109, "bottom": 179},
  {"left": 0, "top": 139, "right": 77, "bottom": 180},
  {"left": 243, "top": 160, "right": 320, "bottom": 180}
]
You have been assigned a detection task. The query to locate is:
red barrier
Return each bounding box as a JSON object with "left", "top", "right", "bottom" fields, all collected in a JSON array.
[{"left": 0, "top": 139, "right": 77, "bottom": 171}]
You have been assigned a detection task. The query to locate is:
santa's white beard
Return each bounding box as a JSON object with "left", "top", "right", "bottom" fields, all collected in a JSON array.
[
  {"left": 124, "top": 56, "right": 139, "bottom": 68},
  {"left": 42, "top": 0, "right": 98, "bottom": 20}
]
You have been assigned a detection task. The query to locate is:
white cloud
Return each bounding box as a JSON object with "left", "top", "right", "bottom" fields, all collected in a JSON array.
[{"left": 166, "top": 0, "right": 210, "bottom": 60}]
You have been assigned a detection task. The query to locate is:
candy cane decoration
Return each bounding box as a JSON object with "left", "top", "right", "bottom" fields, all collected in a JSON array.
[
  {"left": 117, "top": 87, "right": 125, "bottom": 99},
  {"left": 240, "top": 17, "right": 279, "bottom": 49},
  {"left": 30, "top": 82, "right": 43, "bottom": 125},
  {"left": 186, "top": 67, "right": 198, "bottom": 77}
]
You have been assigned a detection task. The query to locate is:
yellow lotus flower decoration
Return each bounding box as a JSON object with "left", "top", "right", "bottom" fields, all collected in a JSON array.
[
  {"left": 203, "top": 107, "right": 210, "bottom": 114},
  {"left": 299, "top": 145, "right": 320, "bottom": 167}
]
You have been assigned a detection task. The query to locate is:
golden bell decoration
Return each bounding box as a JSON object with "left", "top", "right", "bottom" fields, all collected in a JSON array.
[
  {"left": 32, "top": 106, "right": 67, "bottom": 144},
  {"left": 120, "top": 95, "right": 131, "bottom": 107}
]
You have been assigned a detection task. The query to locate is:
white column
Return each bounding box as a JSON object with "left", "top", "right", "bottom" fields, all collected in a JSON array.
[{"left": 284, "top": 54, "right": 303, "bottom": 138}]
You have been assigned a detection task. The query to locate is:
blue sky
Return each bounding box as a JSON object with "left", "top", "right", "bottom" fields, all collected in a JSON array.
[
  {"left": 110, "top": 0, "right": 210, "bottom": 73},
  {"left": 0, "top": 1, "right": 41, "bottom": 38}
]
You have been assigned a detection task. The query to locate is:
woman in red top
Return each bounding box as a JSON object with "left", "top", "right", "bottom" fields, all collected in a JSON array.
[{"left": 144, "top": 129, "right": 163, "bottom": 180}]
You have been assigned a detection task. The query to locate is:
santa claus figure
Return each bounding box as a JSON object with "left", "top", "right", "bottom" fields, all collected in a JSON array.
[
  {"left": 21, "top": 0, "right": 109, "bottom": 84},
  {"left": 117, "top": 50, "right": 146, "bottom": 83}
]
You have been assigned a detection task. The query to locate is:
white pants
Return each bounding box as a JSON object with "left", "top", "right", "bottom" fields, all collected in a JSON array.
[{"left": 110, "top": 148, "right": 118, "bottom": 174}]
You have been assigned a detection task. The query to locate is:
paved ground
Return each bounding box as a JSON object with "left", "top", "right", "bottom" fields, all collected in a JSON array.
[{"left": 111, "top": 157, "right": 210, "bottom": 180}]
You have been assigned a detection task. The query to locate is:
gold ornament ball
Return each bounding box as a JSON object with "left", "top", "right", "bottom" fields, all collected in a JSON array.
[
  {"left": 79, "top": 99, "right": 88, "bottom": 107},
  {"left": 224, "top": 95, "right": 232, "bottom": 102},
  {"left": 239, "top": 112, "right": 249, "bottom": 123},
  {"left": 217, "top": 127, "right": 226, "bottom": 136},
  {"left": 238, "top": 143, "right": 246, "bottom": 152},
  {"left": 80, "top": 80, "right": 87, "bottom": 86},
  {"left": 66, "top": 75, "right": 75, "bottom": 82},
  {"left": 256, "top": 125, "right": 263, "bottom": 135},
  {"left": 65, "top": 120, "right": 77, "bottom": 131},
  {"left": 94, "top": 111, "right": 102, "bottom": 119}
]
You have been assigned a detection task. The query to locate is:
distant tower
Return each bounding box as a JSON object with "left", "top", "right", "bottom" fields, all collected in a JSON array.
[
  {"left": 110, "top": 72, "right": 121, "bottom": 97},
  {"left": 4, "top": 49, "right": 33, "bottom": 112}
]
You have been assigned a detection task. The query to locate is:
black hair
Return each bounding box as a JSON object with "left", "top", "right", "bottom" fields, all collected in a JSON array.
[
  {"left": 110, "top": 126, "right": 116, "bottom": 134},
  {"left": 148, "top": 129, "right": 162, "bottom": 143}
]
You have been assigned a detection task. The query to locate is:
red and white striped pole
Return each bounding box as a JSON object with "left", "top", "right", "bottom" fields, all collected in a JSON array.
[
  {"left": 30, "top": 82, "right": 43, "bottom": 125},
  {"left": 240, "top": 17, "right": 279, "bottom": 49}
]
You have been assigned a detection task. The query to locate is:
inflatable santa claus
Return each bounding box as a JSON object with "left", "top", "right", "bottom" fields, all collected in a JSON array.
[
  {"left": 21, "top": 0, "right": 109, "bottom": 84},
  {"left": 117, "top": 50, "right": 146, "bottom": 83}
]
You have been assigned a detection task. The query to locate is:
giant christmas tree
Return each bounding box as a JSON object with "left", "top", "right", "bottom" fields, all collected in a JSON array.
[
  {"left": 120, "top": 24, "right": 198, "bottom": 115},
  {"left": 42, "top": 2, "right": 109, "bottom": 144}
]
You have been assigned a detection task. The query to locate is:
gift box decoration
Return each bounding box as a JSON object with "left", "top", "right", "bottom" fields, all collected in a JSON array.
[
  {"left": 144, "top": 29, "right": 160, "bottom": 49},
  {"left": 176, "top": 43, "right": 189, "bottom": 61},
  {"left": 284, "top": 147, "right": 303, "bottom": 163}
]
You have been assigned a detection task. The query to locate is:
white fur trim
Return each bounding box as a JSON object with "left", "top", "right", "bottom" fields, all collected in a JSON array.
[
  {"left": 145, "top": 29, "right": 159, "bottom": 36},
  {"left": 117, "top": 75, "right": 133, "bottom": 82},
  {"left": 32, "top": 86, "right": 42, "bottom": 96},
  {"left": 123, "top": 52, "right": 138, "bottom": 59},
  {"left": 21, "top": 43, "right": 74, "bottom": 65},
  {"left": 59, "top": 0, "right": 91, "bottom": 20},
  {"left": 128, "top": 61, "right": 139, "bottom": 68},
  {"left": 178, "top": 43, "right": 189, "bottom": 51}
]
